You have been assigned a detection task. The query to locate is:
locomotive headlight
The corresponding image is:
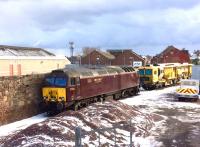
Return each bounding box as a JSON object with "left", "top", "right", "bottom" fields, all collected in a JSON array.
[
  {"left": 59, "top": 97, "right": 64, "bottom": 101},
  {"left": 43, "top": 96, "right": 48, "bottom": 99}
]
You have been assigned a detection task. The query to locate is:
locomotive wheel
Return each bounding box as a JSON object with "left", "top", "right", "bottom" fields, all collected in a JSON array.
[
  {"left": 113, "top": 94, "right": 117, "bottom": 100},
  {"left": 47, "top": 111, "right": 52, "bottom": 116},
  {"left": 148, "top": 87, "right": 153, "bottom": 90},
  {"left": 94, "top": 97, "right": 98, "bottom": 102},
  {"left": 172, "top": 80, "right": 176, "bottom": 85},
  {"left": 192, "top": 98, "right": 198, "bottom": 102},
  {"left": 56, "top": 102, "right": 64, "bottom": 113},
  {"left": 129, "top": 88, "right": 137, "bottom": 96},
  {"left": 163, "top": 83, "right": 166, "bottom": 87},
  {"left": 142, "top": 86, "right": 149, "bottom": 90},
  {"left": 100, "top": 97, "right": 104, "bottom": 103},
  {"left": 113, "top": 93, "right": 121, "bottom": 100},
  {"left": 122, "top": 90, "right": 129, "bottom": 98}
]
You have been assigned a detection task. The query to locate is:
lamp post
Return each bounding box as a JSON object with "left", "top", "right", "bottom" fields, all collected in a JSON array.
[
  {"left": 123, "top": 50, "right": 125, "bottom": 65},
  {"left": 77, "top": 55, "right": 81, "bottom": 66},
  {"left": 69, "top": 42, "right": 74, "bottom": 64}
]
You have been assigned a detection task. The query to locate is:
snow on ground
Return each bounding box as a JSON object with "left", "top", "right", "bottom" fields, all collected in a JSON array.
[
  {"left": 121, "top": 86, "right": 200, "bottom": 147},
  {"left": 0, "top": 100, "right": 163, "bottom": 147},
  {"left": 121, "top": 86, "right": 200, "bottom": 113},
  {"left": 0, "top": 113, "right": 47, "bottom": 137},
  {"left": 2, "top": 85, "right": 200, "bottom": 146}
]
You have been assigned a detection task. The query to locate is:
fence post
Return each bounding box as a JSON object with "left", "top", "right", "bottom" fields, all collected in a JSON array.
[
  {"left": 130, "top": 120, "right": 133, "bottom": 147},
  {"left": 114, "top": 128, "right": 117, "bottom": 147},
  {"left": 75, "top": 127, "right": 82, "bottom": 147},
  {"left": 98, "top": 131, "right": 101, "bottom": 146}
]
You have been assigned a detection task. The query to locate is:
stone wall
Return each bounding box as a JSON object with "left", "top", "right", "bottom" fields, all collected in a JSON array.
[{"left": 0, "top": 74, "right": 46, "bottom": 126}]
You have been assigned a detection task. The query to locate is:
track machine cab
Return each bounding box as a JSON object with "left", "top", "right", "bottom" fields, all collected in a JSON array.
[{"left": 138, "top": 65, "right": 164, "bottom": 90}]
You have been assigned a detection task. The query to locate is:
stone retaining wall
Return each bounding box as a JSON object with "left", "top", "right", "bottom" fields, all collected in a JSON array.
[{"left": 0, "top": 74, "right": 46, "bottom": 126}]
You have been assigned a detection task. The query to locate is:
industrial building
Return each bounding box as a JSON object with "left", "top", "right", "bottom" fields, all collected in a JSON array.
[{"left": 0, "top": 45, "right": 70, "bottom": 76}]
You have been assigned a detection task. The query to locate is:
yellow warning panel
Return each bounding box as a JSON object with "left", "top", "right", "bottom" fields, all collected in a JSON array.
[{"left": 177, "top": 88, "right": 197, "bottom": 94}]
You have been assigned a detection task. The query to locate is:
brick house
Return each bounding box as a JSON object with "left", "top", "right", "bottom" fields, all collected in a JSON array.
[
  {"left": 81, "top": 50, "right": 115, "bottom": 65},
  {"left": 108, "top": 49, "right": 145, "bottom": 66},
  {"left": 151, "top": 46, "right": 191, "bottom": 64},
  {"left": 143, "top": 55, "right": 153, "bottom": 65}
]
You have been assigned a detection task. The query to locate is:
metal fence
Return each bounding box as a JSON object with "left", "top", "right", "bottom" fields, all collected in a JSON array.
[{"left": 75, "top": 120, "right": 134, "bottom": 147}]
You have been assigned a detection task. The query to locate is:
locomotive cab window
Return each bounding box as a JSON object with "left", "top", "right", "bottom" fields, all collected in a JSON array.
[
  {"left": 71, "top": 77, "right": 76, "bottom": 86},
  {"left": 76, "top": 77, "right": 80, "bottom": 85},
  {"left": 55, "top": 77, "right": 67, "bottom": 87},
  {"left": 44, "top": 77, "right": 67, "bottom": 87},
  {"left": 45, "top": 77, "right": 55, "bottom": 86}
]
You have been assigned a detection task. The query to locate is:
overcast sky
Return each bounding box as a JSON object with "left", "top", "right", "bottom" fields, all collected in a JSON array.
[{"left": 0, "top": 0, "right": 200, "bottom": 56}]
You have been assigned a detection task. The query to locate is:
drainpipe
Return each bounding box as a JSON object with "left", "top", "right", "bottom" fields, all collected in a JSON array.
[{"left": 123, "top": 50, "right": 125, "bottom": 65}]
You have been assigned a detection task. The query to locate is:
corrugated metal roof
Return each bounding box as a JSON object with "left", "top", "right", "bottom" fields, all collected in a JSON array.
[{"left": 0, "top": 45, "right": 55, "bottom": 56}]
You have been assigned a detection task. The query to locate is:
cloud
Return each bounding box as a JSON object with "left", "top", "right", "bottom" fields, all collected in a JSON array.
[{"left": 0, "top": 0, "right": 200, "bottom": 55}]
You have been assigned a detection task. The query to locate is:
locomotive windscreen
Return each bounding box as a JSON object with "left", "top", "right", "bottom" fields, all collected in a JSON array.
[
  {"left": 139, "top": 69, "right": 145, "bottom": 75},
  {"left": 139, "top": 69, "right": 153, "bottom": 75},
  {"left": 44, "top": 77, "right": 67, "bottom": 87},
  {"left": 145, "top": 69, "right": 152, "bottom": 75}
]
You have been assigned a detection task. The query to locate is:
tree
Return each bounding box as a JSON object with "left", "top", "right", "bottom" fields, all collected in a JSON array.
[
  {"left": 82, "top": 47, "right": 100, "bottom": 56},
  {"left": 192, "top": 58, "right": 200, "bottom": 65}
]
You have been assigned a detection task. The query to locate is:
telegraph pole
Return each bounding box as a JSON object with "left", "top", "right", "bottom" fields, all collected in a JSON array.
[{"left": 69, "top": 41, "right": 74, "bottom": 64}]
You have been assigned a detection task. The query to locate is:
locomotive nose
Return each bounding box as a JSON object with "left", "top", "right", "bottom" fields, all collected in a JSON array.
[{"left": 42, "top": 87, "right": 66, "bottom": 102}]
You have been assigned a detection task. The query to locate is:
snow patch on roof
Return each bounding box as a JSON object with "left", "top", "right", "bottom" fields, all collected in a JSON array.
[
  {"left": 0, "top": 45, "right": 55, "bottom": 57},
  {"left": 0, "top": 56, "right": 68, "bottom": 60}
]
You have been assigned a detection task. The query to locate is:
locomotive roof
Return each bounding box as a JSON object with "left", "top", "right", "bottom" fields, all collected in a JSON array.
[{"left": 53, "top": 65, "right": 135, "bottom": 78}]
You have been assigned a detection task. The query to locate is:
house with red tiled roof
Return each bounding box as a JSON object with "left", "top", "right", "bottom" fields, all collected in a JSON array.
[
  {"left": 80, "top": 49, "right": 145, "bottom": 67},
  {"left": 107, "top": 49, "right": 145, "bottom": 67},
  {"left": 151, "top": 46, "right": 191, "bottom": 64},
  {"left": 81, "top": 50, "right": 115, "bottom": 65}
]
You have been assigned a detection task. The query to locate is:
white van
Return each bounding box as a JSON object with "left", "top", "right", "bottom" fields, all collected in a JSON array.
[{"left": 175, "top": 79, "right": 199, "bottom": 101}]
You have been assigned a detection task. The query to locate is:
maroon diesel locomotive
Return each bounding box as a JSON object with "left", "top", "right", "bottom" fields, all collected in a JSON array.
[{"left": 42, "top": 65, "right": 140, "bottom": 113}]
